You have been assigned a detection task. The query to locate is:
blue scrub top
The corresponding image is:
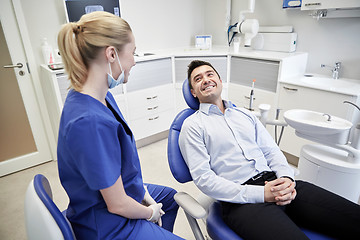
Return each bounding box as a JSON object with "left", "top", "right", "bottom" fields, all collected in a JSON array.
[{"left": 57, "top": 89, "right": 145, "bottom": 239}]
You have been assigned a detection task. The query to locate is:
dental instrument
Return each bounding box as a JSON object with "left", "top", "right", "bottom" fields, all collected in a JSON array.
[{"left": 249, "top": 79, "right": 256, "bottom": 111}]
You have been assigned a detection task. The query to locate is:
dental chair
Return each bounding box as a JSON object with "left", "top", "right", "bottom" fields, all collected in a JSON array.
[
  {"left": 24, "top": 174, "right": 76, "bottom": 240},
  {"left": 167, "top": 79, "right": 334, "bottom": 240}
]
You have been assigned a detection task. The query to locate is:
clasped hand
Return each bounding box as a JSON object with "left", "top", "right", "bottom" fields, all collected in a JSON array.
[
  {"left": 264, "top": 178, "right": 297, "bottom": 206},
  {"left": 142, "top": 186, "right": 165, "bottom": 226}
]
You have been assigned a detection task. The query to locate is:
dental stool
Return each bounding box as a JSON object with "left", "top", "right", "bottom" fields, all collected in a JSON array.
[
  {"left": 25, "top": 174, "right": 76, "bottom": 240},
  {"left": 167, "top": 79, "right": 334, "bottom": 240}
]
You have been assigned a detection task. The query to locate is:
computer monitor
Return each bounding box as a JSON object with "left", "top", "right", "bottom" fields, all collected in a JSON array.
[{"left": 64, "top": 0, "right": 120, "bottom": 22}]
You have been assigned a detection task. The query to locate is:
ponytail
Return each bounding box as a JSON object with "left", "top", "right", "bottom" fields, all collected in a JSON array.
[{"left": 57, "top": 12, "right": 132, "bottom": 91}]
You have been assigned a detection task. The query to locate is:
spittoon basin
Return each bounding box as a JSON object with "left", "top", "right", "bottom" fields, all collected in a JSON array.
[{"left": 284, "top": 109, "right": 353, "bottom": 136}]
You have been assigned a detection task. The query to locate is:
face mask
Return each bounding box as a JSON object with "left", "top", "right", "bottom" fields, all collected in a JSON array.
[{"left": 107, "top": 49, "right": 125, "bottom": 89}]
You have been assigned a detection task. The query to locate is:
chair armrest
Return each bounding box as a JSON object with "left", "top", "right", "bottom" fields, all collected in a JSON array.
[{"left": 174, "top": 192, "right": 207, "bottom": 219}]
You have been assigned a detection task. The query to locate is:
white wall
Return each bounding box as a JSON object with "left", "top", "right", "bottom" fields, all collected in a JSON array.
[
  {"left": 20, "top": 0, "right": 205, "bottom": 67},
  {"left": 226, "top": 0, "right": 360, "bottom": 80},
  {"left": 18, "top": 0, "right": 360, "bottom": 80},
  {"left": 120, "top": 0, "right": 205, "bottom": 53},
  {"left": 20, "top": 0, "right": 66, "bottom": 70}
]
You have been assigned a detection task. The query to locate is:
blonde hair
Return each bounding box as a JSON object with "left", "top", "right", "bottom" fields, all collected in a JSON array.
[{"left": 57, "top": 11, "right": 132, "bottom": 91}]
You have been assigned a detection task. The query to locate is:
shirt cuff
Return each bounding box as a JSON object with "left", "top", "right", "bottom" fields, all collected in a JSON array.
[
  {"left": 243, "top": 185, "right": 264, "bottom": 203},
  {"left": 281, "top": 176, "right": 294, "bottom": 182}
]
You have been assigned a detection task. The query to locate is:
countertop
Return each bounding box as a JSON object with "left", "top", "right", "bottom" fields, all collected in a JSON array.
[{"left": 280, "top": 74, "right": 360, "bottom": 96}]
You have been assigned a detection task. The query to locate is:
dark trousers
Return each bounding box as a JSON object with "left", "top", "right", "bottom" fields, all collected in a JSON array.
[{"left": 221, "top": 173, "right": 360, "bottom": 240}]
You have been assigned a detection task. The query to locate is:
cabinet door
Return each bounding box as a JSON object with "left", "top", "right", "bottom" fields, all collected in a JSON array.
[
  {"left": 127, "top": 84, "right": 174, "bottom": 121},
  {"left": 278, "top": 83, "right": 356, "bottom": 156},
  {"left": 228, "top": 83, "right": 277, "bottom": 137},
  {"left": 228, "top": 83, "right": 276, "bottom": 112},
  {"left": 174, "top": 56, "right": 227, "bottom": 83},
  {"left": 56, "top": 73, "right": 71, "bottom": 104},
  {"left": 230, "top": 57, "right": 279, "bottom": 93},
  {"left": 127, "top": 84, "right": 175, "bottom": 140},
  {"left": 126, "top": 57, "right": 172, "bottom": 92}
]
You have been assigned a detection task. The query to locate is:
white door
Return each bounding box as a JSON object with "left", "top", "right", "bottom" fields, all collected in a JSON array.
[{"left": 0, "top": 0, "right": 52, "bottom": 176}]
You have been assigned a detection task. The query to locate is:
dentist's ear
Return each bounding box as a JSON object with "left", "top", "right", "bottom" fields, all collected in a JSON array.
[{"left": 105, "top": 46, "right": 116, "bottom": 62}]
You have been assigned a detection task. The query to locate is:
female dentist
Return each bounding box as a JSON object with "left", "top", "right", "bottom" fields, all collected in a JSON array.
[{"left": 57, "top": 11, "right": 183, "bottom": 240}]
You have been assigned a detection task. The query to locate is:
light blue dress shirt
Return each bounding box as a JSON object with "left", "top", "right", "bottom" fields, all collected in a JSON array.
[{"left": 179, "top": 100, "right": 294, "bottom": 204}]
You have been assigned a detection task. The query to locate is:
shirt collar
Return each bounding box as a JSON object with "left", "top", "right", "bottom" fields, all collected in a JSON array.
[{"left": 199, "top": 100, "right": 234, "bottom": 115}]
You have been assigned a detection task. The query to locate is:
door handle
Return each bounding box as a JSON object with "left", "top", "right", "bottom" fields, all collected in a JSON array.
[{"left": 3, "top": 63, "right": 23, "bottom": 69}]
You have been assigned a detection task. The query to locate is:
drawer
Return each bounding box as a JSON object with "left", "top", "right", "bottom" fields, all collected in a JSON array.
[
  {"left": 129, "top": 109, "right": 176, "bottom": 140},
  {"left": 126, "top": 84, "right": 174, "bottom": 109},
  {"left": 128, "top": 97, "right": 175, "bottom": 121}
]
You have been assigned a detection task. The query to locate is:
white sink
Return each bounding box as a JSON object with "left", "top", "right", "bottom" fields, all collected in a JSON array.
[
  {"left": 301, "top": 77, "right": 357, "bottom": 89},
  {"left": 284, "top": 109, "right": 353, "bottom": 144}
]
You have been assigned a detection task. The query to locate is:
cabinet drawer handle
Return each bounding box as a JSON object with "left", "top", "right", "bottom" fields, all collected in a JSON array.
[
  {"left": 147, "top": 106, "right": 158, "bottom": 110},
  {"left": 149, "top": 116, "right": 159, "bottom": 120},
  {"left": 146, "top": 95, "right": 158, "bottom": 100},
  {"left": 283, "top": 86, "right": 298, "bottom": 92},
  {"left": 244, "top": 96, "right": 256, "bottom": 100}
]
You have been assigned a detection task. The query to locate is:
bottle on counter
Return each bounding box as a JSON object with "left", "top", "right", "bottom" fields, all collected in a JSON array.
[{"left": 41, "top": 38, "right": 54, "bottom": 65}]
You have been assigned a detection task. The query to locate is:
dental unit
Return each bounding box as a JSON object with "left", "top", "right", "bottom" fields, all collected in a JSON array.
[
  {"left": 283, "top": 100, "right": 360, "bottom": 203},
  {"left": 228, "top": 0, "right": 259, "bottom": 47}
]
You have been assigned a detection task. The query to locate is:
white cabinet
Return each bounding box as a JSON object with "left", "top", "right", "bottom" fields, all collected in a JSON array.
[
  {"left": 126, "top": 84, "right": 175, "bottom": 141},
  {"left": 228, "top": 56, "right": 281, "bottom": 131},
  {"left": 230, "top": 57, "right": 280, "bottom": 93},
  {"left": 278, "top": 82, "right": 358, "bottom": 157},
  {"left": 125, "top": 57, "right": 175, "bottom": 141},
  {"left": 228, "top": 84, "right": 277, "bottom": 112},
  {"left": 40, "top": 65, "right": 70, "bottom": 143},
  {"left": 301, "top": 0, "right": 360, "bottom": 10}
]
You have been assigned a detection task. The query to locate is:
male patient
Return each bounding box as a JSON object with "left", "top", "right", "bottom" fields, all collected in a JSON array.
[{"left": 179, "top": 60, "right": 360, "bottom": 240}]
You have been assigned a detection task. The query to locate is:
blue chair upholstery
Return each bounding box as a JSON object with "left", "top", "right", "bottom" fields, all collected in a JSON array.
[
  {"left": 167, "top": 79, "right": 333, "bottom": 240},
  {"left": 25, "top": 174, "right": 75, "bottom": 240}
]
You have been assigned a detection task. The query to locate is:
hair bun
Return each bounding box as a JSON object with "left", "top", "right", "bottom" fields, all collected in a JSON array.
[{"left": 72, "top": 23, "right": 83, "bottom": 34}]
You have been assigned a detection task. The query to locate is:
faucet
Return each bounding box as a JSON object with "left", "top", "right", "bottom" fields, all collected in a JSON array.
[{"left": 320, "top": 62, "right": 341, "bottom": 79}]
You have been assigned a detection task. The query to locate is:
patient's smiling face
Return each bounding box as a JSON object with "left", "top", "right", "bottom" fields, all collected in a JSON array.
[{"left": 190, "top": 65, "right": 223, "bottom": 104}]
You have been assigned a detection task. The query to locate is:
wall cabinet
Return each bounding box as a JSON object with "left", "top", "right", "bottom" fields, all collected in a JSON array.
[
  {"left": 278, "top": 82, "right": 358, "bottom": 157},
  {"left": 301, "top": 0, "right": 360, "bottom": 10}
]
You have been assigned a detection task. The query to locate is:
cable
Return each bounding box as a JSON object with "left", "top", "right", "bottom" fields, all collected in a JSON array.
[
  {"left": 227, "top": 22, "right": 238, "bottom": 46},
  {"left": 277, "top": 126, "right": 285, "bottom": 146}
]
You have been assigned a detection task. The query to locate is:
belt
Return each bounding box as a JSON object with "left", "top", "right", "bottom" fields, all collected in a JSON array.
[
  {"left": 243, "top": 171, "right": 276, "bottom": 185},
  {"left": 251, "top": 171, "right": 273, "bottom": 181}
]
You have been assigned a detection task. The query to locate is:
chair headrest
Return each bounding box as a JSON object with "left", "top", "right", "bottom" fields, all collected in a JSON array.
[{"left": 182, "top": 79, "right": 200, "bottom": 110}]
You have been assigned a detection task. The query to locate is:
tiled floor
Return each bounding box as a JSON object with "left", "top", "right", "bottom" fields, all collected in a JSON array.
[{"left": 0, "top": 139, "right": 205, "bottom": 240}]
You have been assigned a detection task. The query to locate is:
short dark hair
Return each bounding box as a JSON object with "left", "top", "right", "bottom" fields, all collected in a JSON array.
[{"left": 187, "top": 60, "right": 220, "bottom": 89}]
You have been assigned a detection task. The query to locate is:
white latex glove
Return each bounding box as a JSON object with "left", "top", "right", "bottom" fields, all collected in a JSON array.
[
  {"left": 147, "top": 203, "right": 163, "bottom": 224},
  {"left": 143, "top": 185, "right": 157, "bottom": 205},
  {"left": 143, "top": 186, "right": 165, "bottom": 226}
]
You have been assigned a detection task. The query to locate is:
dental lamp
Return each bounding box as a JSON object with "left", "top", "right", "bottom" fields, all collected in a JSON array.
[{"left": 229, "top": 0, "right": 259, "bottom": 47}]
